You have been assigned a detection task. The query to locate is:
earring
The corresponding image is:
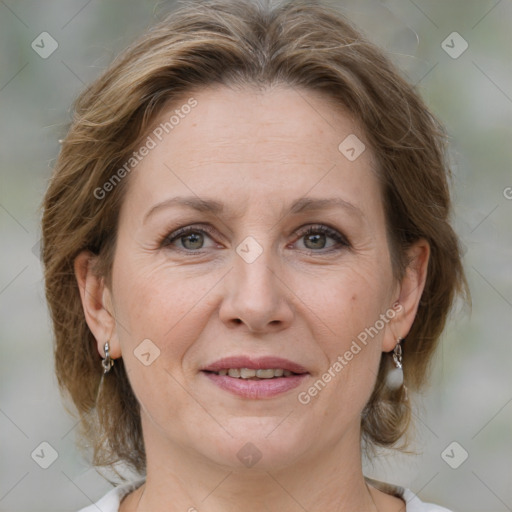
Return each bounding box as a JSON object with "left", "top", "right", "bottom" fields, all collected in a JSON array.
[
  {"left": 102, "top": 341, "right": 114, "bottom": 374},
  {"left": 386, "top": 338, "right": 404, "bottom": 390}
]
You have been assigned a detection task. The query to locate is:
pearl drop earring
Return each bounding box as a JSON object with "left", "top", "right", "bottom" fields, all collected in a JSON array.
[{"left": 386, "top": 338, "right": 404, "bottom": 390}]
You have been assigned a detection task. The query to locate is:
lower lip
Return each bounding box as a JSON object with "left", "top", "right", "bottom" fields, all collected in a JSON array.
[{"left": 201, "top": 371, "right": 308, "bottom": 399}]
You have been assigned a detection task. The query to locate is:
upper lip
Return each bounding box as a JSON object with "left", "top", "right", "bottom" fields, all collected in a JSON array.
[{"left": 201, "top": 356, "right": 309, "bottom": 374}]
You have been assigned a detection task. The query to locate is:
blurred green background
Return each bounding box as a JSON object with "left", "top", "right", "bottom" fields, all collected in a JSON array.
[{"left": 1, "top": 0, "right": 511, "bottom": 510}]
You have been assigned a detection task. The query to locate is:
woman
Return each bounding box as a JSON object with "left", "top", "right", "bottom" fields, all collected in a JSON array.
[{"left": 41, "top": 0, "right": 468, "bottom": 510}]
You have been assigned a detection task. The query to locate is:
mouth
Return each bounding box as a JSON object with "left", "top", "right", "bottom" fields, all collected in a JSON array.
[
  {"left": 202, "top": 368, "right": 302, "bottom": 379},
  {"left": 200, "top": 356, "right": 310, "bottom": 399}
]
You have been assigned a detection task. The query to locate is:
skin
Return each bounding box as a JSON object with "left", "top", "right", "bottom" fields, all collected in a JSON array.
[{"left": 75, "top": 84, "right": 429, "bottom": 512}]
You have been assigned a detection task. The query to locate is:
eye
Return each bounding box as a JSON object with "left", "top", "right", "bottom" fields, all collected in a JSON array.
[
  {"left": 294, "top": 224, "right": 350, "bottom": 252},
  {"left": 161, "top": 225, "right": 218, "bottom": 252},
  {"left": 160, "top": 223, "right": 350, "bottom": 254}
]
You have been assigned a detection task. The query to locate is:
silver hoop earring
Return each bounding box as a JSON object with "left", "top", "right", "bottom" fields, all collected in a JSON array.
[
  {"left": 386, "top": 338, "right": 404, "bottom": 390},
  {"left": 102, "top": 341, "right": 114, "bottom": 374}
]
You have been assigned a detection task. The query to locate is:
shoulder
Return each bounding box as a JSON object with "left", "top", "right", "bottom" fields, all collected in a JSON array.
[
  {"left": 402, "top": 488, "right": 454, "bottom": 512},
  {"left": 76, "top": 480, "right": 145, "bottom": 512},
  {"left": 366, "top": 477, "right": 454, "bottom": 512},
  {"left": 78, "top": 478, "right": 453, "bottom": 512}
]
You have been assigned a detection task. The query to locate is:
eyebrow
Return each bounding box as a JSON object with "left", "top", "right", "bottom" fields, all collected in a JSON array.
[
  {"left": 144, "top": 196, "right": 224, "bottom": 224},
  {"left": 288, "top": 197, "right": 363, "bottom": 217},
  {"left": 143, "top": 195, "right": 363, "bottom": 224}
]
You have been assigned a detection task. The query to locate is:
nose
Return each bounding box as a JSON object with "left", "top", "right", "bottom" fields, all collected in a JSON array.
[{"left": 218, "top": 245, "right": 294, "bottom": 334}]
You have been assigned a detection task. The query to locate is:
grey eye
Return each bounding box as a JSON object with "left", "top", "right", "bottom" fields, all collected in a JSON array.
[
  {"left": 180, "top": 231, "right": 204, "bottom": 250},
  {"left": 303, "top": 232, "right": 329, "bottom": 250}
]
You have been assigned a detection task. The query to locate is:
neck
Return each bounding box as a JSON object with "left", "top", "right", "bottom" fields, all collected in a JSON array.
[{"left": 128, "top": 415, "right": 380, "bottom": 512}]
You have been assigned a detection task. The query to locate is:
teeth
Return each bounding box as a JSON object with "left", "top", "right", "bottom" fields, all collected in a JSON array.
[
  {"left": 256, "top": 369, "right": 275, "bottom": 378},
  {"left": 215, "top": 368, "right": 296, "bottom": 379}
]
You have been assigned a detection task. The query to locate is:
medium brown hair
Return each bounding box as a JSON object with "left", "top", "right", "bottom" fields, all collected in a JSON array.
[{"left": 41, "top": 0, "right": 469, "bottom": 474}]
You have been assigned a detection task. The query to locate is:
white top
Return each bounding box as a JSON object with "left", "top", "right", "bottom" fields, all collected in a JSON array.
[{"left": 77, "top": 478, "right": 453, "bottom": 511}]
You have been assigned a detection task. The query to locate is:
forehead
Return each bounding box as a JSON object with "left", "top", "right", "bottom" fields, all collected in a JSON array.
[{"left": 120, "top": 84, "right": 382, "bottom": 223}]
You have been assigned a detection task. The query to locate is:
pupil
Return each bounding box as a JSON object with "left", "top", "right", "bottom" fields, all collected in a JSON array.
[
  {"left": 183, "top": 232, "right": 203, "bottom": 249},
  {"left": 305, "top": 233, "right": 325, "bottom": 249}
]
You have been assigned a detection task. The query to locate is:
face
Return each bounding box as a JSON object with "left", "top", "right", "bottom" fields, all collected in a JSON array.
[{"left": 80, "top": 85, "right": 425, "bottom": 472}]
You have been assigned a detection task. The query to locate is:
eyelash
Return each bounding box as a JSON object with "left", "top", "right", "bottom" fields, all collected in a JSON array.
[
  {"left": 294, "top": 225, "right": 350, "bottom": 252},
  {"left": 160, "top": 223, "right": 350, "bottom": 254}
]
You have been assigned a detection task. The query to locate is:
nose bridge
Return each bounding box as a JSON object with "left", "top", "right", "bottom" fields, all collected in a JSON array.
[
  {"left": 219, "top": 232, "right": 294, "bottom": 331},
  {"left": 233, "top": 234, "right": 280, "bottom": 303}
]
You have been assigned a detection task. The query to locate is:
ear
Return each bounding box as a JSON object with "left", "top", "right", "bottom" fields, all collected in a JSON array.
[
  {"left": 74, "top": 250, "right": 122, "bottom": 359},
  {"left": 382, "top": 238, "right": 430, "bottom": 352}
]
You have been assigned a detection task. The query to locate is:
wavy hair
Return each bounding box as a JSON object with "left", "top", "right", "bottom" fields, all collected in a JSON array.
[{"left": 41, "top": 0, "right": 469, "bottom": 474}]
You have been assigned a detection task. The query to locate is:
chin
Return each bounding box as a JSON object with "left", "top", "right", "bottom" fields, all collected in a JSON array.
[{"left": 200, "top": 420, "right": 309, "bottom": 471}]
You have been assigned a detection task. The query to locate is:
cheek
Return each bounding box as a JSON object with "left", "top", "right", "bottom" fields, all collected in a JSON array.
[
  {"left": 110, "top": 261, "right": 208, "bottom": 419},
  {"left": 307, "top": 265, "right": 391, "bottom": 401},
  {"left": 315, "top": 264, "right": 392, "bottom": 347},
  {"left": 111, "top": 256, "right": 214, "bottom": 378},
  {"left": 113, "top": 255, "right": 196, "bottom": 333}
]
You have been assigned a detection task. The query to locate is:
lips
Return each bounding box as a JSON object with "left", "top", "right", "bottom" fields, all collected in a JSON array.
[
  {"left": 200, "top": 355, "right": 310, "bottom": 399},
  {"left": 200, "top": 355, "right": 309, "bottom": 375}
]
